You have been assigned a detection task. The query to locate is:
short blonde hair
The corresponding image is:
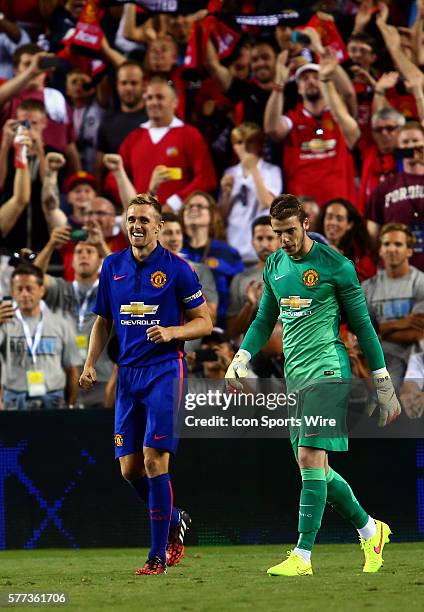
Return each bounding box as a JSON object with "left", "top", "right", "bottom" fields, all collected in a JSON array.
[{"left": 231, "top": 122, "right": 264, "bottom": 152}]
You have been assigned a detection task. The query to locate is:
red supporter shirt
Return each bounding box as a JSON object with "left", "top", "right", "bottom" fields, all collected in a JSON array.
[
  {"left": 358, "top": 145, "right": 396, "bottom": 214},
  {"left": 3, "top": 88, "right": 76, "bottom": 152},
  {"left": 115, "top": 117, "right": 217, "bottom": 208},
  {"left": 282, "top": 106, "right": 357, "bottom": 206}
]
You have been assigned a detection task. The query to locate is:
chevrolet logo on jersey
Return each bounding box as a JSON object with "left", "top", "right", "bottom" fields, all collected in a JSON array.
[
  {"left": 120, "top": 302, "right": 159, "bottom": 317},
  {"left": 280, "top": 296, "right": 312, "bottom": 310}
]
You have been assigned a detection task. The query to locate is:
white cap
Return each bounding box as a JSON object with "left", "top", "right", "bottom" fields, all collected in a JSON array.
[{"left": 294, "top": 63, "right": 320, "bottom": 81}]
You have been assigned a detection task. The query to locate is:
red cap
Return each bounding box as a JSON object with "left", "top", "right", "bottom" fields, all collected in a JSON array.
[{"left": 64, "top": 171, "right": 98, "bottom": 193}]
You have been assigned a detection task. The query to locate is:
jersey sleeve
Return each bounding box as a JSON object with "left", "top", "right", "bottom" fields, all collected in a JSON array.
[
  {"left": 93, "top": 258, "right": 113, "bottom": 320},
  {"left": 336, "top": 259, "right": 385, "bottom": 371},
  {"left": 240, "top": 262, "right": 280, "bottom": 357},
  {"left": 176, "top": 260, "right": 205, "bottom": 310}
]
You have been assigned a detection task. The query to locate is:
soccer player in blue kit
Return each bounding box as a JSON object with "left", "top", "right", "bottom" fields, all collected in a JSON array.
[{"left": 79, "top": 194, "right": 212, "bottom": 575}]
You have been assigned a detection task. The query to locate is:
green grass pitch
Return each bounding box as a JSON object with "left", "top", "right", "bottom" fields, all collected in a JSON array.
[{"left": 1, "top": 544, "right": 423, "bottom": 611}]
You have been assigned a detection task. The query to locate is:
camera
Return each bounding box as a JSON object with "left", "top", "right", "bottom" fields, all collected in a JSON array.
[
  {"left": 8, "top": 251, "right": 37, "bottom": 268},
  {"left": 394, "top": 147, "right": 416, "bottom": 160},
  {"left": 70, "top": 228, "right": 88, "bottom": 242},
  {"left": 194, "top": 349, "right": 219, "bottom": 364}
]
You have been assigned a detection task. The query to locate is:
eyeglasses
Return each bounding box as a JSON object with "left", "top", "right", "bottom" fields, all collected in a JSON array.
[
  {"left": 185, "top": 203, "right": 209, "bottom": 211},
  {"left": 372, "top": 125, "right": 399, "bottom": 134}
]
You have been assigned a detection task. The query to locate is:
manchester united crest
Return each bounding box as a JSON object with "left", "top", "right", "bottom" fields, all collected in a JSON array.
[
  {"left": 114, "top": 434, "right": 123, "bottom": 447},
  {"left": 303, "top": 269, "right": 319, "bottom": 287},
  {"left": 150, "top": 271, "right": 167, "bottom": 288}
]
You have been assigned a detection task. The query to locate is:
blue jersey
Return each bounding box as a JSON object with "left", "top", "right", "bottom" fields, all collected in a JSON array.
[{"left": 93, "top": 244, "right": 204, "bottom": 367}]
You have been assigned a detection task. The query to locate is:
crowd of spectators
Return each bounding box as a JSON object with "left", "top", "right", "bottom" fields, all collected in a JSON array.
[{"left": 0, "top": 0, "right": 423, "bottom": 417}]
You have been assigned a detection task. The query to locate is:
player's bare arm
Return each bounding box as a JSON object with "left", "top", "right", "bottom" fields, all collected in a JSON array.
[
  {"left": 79, "top": 315, "right": 113, "bottom": 389},
  {"left": 146, "top": 302, "right": 212, "bottom": 344}
]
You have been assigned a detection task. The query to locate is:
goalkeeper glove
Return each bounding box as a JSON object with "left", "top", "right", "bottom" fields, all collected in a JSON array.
[
  {"left": 225, "top": 349, "right": 251, "bottom": 391},
  {"left": 371, "top": 368, "right": 401, "bottom": 427}
]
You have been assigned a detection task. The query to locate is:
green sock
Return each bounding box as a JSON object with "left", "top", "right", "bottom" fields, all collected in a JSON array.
[
  {"left": 297, "top": 467, "right": 327, "bottom": 552},
  {"left": 326, "top": 467, "right": 369, "bottom": 529}
]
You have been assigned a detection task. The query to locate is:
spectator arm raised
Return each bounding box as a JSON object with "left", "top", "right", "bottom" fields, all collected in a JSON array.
[{"left": 0, "top": 166, "right": 30, "bottom": 237}]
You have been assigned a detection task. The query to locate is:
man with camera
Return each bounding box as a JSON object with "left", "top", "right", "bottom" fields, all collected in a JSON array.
[{"left": 366, "top": 121, "right": 424, "bottom": 271}]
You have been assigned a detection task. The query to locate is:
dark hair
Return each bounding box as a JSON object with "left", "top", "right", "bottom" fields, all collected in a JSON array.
[
  {"left": 379, "top": 223, "right": 416, "bottom": 250},
  {"left": 127, "top": 193, "right": 162, "bottom": 219},
  {"left": 270, "top": 194, "right": 307, "bottom": 223},
  {"left": 348, "top": 32, "right": 378, "bottom": 54},
  {"left": 17, "top": 98, "right": 46, "bottom": 115},
  {"left": 12, "top": 43, "right": 42, "bottom": 68},
  {"left": 117, "top": 60, "right": 144, "bottom": 77},
  {"left": 162, "top": 212, "right": 182, "bottom": 227},
  {"left": 252, "top": 215, "right": 271, "bottom": 235},
  {"left": 11, "top": 264, "right": 44, "bottom": 285},
  {"left": 316, "top": 198, "right": 374, "bottom": 259}
]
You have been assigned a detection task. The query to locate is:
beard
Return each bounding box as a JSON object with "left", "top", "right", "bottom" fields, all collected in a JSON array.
[{"left": 305, "top": 90, "right": 322, "bottom": 103}]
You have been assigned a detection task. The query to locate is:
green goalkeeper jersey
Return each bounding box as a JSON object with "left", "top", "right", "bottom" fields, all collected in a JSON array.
[{"left": 241, "top": 241, "right": 385, "bottom": 381}]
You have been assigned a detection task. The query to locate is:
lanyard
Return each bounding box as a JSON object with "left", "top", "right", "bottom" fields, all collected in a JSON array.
[
  {"left": 72, "top": 280, "right": 99, "bottom": 331},
  {"left": 15, "top": 302, "right": 45, "bottom": 366}
]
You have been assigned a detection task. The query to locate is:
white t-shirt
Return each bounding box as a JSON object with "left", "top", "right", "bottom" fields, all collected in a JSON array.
[
  {"left": 223, "top": 158, "right": 282, "bottom": 262},
  {"left": 404, "top": 352, "right": 424, "bottom": 390}
]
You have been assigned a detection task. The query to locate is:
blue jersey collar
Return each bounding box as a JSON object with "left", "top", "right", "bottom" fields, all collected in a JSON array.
[{"left": 127, "top": 243, "right": 164, "bottom": 266}]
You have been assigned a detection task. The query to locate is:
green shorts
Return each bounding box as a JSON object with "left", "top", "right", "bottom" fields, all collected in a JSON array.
[{"left": 288, "top": 380, "right": 350, "bottom": 456}]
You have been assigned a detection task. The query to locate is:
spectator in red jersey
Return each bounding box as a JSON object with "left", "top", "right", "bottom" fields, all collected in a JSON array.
[
  {"left": 316, "top": 198, "right": 376, "bottom": 282},
  {"left": 114, "top": 77, "right": 216, "bottom": 213},
  {"left": 0, "top": 44, "right": 81, "bottom": 172},
  {"left": 366, "top": 121, "right": 424, "bottom": 272},
  {"left": 264, "top": 49, "right": 360, "bottom": 206},
  {"left": 359, "top": 108, "right": 405, "bottom": 213}
]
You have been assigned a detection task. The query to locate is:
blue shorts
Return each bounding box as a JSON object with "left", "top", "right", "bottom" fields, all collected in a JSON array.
[{"left": 114, "top": 359, "right": 186, "bottom": 458}]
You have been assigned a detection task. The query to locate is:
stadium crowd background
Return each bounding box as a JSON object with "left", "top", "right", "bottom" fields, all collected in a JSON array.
[{"left": 0, "top": 0, "right": 423, "bottom": 415}]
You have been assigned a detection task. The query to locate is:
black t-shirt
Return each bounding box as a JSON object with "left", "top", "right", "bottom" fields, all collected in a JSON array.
[
  {"left": 226, "top": 78, "right": 271, "bottom": 125},
  {"left": 97, "top": 108, "right": 148, "bottom": 154}
]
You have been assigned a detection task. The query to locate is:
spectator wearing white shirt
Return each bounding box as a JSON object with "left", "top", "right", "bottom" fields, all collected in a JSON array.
[
  {"left": 219, "top": 122, "right": 282, "bottom": 263},
  {"left": 400, "top": 352, "right": 424, "bottom": 419}
]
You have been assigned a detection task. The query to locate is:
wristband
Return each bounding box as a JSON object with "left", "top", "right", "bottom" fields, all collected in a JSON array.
[
  {"left": 273, "top": 82, "right": 285, "bottom": 92},
  {"left": 319, "top": 78, "right": 330, "bottom": 83},
  {"left": 374, "top": 90, "right": 386, "bottom": 96}
]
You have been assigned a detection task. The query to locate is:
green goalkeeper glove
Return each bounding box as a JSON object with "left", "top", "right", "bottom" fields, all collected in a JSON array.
[
  {"left": 371, "top": 368, "right": 401, "bottom": 427},
  {"left": 225, "top": 349, "right": 251, "bottom": 391}
]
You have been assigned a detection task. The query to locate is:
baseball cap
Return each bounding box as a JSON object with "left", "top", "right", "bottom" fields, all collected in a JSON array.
[
  {"left": 64, "top": 171, "right": 98, "bottom": 193},
  {"left": 202, "top": 327, "right": 230, "bottom": 344},
  {"left": 294, "top": 63, "right": 320, "bottom": 81}
]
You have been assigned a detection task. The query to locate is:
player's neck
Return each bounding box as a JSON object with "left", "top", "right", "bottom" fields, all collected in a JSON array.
[
  {"left": 290, "top": 235, "right": 314, "bottom": 260},
  {"left": 131, "top": 241, "right": 158, "bottom": 262}
]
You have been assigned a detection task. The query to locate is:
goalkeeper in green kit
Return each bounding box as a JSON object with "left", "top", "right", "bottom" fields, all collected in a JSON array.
[{"left": 225, "top": 194, "right": 401, "bottom": 577}]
